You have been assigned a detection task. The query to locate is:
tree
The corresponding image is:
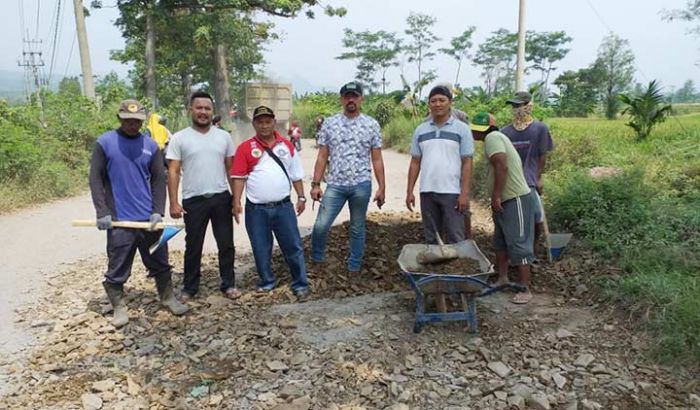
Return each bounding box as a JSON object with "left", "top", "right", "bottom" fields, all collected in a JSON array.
[
  {"left": 594, "top": 34, "right": 636, "bottom": 119},
  {"left": 404, "top": 12, "right": 440, "bottom": 99},
  {"left": 552, "top": 66, "right": 603, "bottom": 117},
  {"left": 673, "top": 79, "right": 698, "bottom": 102},
  {"left": 58, "top": 77, "right": 83, "bottom": 96},
  {"left": 337, "top": 29, "right": 402, "bottom": 94},
  {"left": 619, "top": 80, "right": 672, "bottom": 140},
  {"left": 439, "top": 27, "right": 476, "bottom": 87},
  {"left": 525, "top": 31, "right": 572, "bottom": 99},
  {"left": 663, "top": 0, "right": 700, "bottom": 37},
  {"left": 101, "top": 1, "right": 345, "bottom": 117},
  {"left": 472, "top": 29, "right": 518, "bottom": 96}
]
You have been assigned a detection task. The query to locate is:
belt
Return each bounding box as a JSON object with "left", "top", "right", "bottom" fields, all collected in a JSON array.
[{"left": 246, "top": 196, "right": 290, "bottom": 207}]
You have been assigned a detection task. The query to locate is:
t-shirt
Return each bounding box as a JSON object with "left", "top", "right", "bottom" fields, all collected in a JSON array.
[
  {"left": 317, "top": 113, "right": 382, "bottom": 186},
  {"left": 501, "top": 121, "right": 553, "bottom": 187},
  {"left": 166, "top": 126, "right": 235, "bottom": 199},
  {"left": 483, "top": 131, "right": 531, "bottom": 202},
  {"left": 410, "top": 116, "right": 474, "bottom": 194},
  {"left": 91, "top": 129, "right": 164, "bottom": 221},
  {"left": 230, "top": 133, "right": 304, "bottom": 204}
]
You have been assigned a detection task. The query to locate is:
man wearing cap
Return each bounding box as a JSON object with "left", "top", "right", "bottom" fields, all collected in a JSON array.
[
  {"left": 89, "top": 99, "right": 189, "bottom": 327},
  {"left": 310, "top": 81, "right": 386, "bottom": 273},
  {"left": 470, "top": 112, "right": 536, "bottom": 304},
  {"left": 501, "top": 91, "right": 554, "bottom": 246},
  {"left": 406, "top": 85, "right": 474, "bottom": 244},
  {"left": 167, "top": 91, "right": 239, "bottom": 301},
  {"left": 230, "top": 106, "right": 310, "bottom": 296}
]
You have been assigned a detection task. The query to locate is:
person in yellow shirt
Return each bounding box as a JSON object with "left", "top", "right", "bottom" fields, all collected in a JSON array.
[{"left": 146, "top": 113, "right": 170, "bottom": 150}]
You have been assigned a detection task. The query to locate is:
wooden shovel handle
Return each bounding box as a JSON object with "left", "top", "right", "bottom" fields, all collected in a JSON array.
[{"left": 71, "top": 220, "right": 184, "bottom": 229}]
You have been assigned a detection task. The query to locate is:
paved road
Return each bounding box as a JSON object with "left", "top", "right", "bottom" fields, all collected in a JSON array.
[{"left": 0, "top": 139, "right": 415, "bottom": 358}]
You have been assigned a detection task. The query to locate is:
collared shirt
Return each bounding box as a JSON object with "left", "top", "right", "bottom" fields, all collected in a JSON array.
[
  {"left": 410, "top": 115, "right": 474, "bottom": 194},
  {"left": 317, "top": 113, "right": 381, "bottom": 186},
  {"left": 230, "top": 132, "right": 304, "bottom": 204}
]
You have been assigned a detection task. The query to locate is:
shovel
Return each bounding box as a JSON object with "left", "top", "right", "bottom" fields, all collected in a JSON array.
[
  {"left": 415, "top": 217, "right": 459, "bottom": 264},
  {"left": 72, "top": 220, "right": 185, "bottom": 253},
  {"left": 541, "top": 206, "right": 572, "bottom": 261}
]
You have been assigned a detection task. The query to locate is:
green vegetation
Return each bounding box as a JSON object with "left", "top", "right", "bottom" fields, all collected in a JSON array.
[
  {"left": 531, "top": 115, "right": 699, "bottom": 363},
  {"left": 619, "top": 80, "right": 672, "bottom": 140},
  {"left": 0, "top": 92, "right": 120, "bottom": 213}
]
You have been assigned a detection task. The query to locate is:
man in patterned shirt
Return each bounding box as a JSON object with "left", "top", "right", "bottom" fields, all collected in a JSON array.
[{"left": 310, "top": 81, "right": 386, "bottom": 273}]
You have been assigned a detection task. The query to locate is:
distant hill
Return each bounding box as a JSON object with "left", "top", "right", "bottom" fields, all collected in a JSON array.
[{"left": 0, "top": 69, "right": 69, "bottom": 103}]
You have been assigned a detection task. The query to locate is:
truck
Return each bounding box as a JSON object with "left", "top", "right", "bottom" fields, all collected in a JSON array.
[{"left": 243, "top": 82, "right": 293, "bottom": 132}]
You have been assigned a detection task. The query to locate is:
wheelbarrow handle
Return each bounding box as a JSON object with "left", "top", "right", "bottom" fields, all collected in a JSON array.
[{"left": 72, "top": 219, "right": 184, "bottom": 230}]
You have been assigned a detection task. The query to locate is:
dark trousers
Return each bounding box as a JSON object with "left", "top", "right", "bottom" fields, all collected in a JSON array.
[
  {"left": 182, "top": 191, "right": 235, "bottom": 295},
  {"left": 104, "top": 228, "right": 170, "bottom": 285},
  {"left": 419, "top": 192, "right": 465, "bottom": 244}
]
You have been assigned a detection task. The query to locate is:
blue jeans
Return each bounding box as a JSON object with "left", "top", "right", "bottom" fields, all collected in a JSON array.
[
  {"left": 311, "top": 181, "right": 372, "bottom": 272},
  {"left": 245, "top": 200, "right": 309, "bottom": 292}
]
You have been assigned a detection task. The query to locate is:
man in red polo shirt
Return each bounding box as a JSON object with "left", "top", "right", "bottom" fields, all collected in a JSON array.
[{"left": 230, "top": 106, "right": 310, "bottom": 297}]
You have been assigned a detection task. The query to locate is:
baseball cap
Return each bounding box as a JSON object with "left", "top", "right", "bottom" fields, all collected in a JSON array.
[
  {"left": 470, "top": 112, "right": 497, "bottom": 132},
  {"left": 340, "top": 82, "right": 363, "bottom": 96},
  {"left": 117, "top": 99, "right": 147, "bottom": 121},
  {"left": 252, "top": 105, "right": 275, "bottom": 120},
  {"left": 505, "top": 91, "right": 532, "bottom": 105},
  {"left": 428, "top": 85, "right": 453, "bottom": 100}
]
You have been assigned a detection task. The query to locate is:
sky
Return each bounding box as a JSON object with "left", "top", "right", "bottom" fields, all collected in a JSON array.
[{"left": 3, "top": 0, "right": 699, "bottom": 95}]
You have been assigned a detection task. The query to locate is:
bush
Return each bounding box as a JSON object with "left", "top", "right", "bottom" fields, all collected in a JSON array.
[{"left": 382, "top": 116, "right": 423, "bottom": 153}]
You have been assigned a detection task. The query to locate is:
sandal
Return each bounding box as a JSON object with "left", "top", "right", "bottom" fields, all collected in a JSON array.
[
  {"left": 511, "top": 291, "right": 533, "bottom": 304},
  {"left": 224, "top": 288, "right": 242, "bottom": 299}
]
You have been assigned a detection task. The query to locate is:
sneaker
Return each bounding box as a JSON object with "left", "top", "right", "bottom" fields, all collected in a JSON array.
[
  {"left": 256, "top": 284, "right": 276, "bottom": 293},
  {"left": 293, "top": 287, "right": 310, "bottom": 297}
]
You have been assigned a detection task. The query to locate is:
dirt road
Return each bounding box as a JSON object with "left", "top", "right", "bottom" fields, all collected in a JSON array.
[{"left": 0, "top": 139, "right": 411, "bottom": 359}]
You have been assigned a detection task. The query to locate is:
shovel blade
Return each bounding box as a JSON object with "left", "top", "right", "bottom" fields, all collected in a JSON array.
[{"left": 149, "top": 226, "right": 183, "bottom": 253}]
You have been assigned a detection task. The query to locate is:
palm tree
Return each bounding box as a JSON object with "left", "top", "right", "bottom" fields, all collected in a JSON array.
[{"left": 619, "top": 80, "right": 672, "bottom": 141}]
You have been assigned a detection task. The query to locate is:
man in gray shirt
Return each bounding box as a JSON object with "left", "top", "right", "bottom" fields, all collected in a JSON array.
[{"left": 167, "top": 91, "right": 239, "bottom": 301}]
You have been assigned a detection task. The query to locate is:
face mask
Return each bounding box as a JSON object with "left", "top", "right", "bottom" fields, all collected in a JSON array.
[{"left": 512, "top": 102, "right": 534, "bottom": 131}]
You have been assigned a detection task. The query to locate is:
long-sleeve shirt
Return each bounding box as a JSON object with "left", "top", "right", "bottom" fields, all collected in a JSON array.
[{"left": 89, "top": 129, "right": 166, "bottom": 221}]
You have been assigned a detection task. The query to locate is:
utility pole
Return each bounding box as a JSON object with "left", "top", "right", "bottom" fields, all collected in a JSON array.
[
  {"left": 72, "top": 0, "right": 96, "bottom": 99},
  {"left": 17, "top": 39, "right": 46, "bottom": 124},
  {"left": 145, "top": 7, "right": 157, "bottom": 108},
  {"left": 515, "top": 0, "right": 527, "bottom": 92}
]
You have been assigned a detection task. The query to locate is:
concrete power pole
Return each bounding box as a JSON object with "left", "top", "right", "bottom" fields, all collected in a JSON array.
[
  {"left": 515, "top": 0, "right": 527, "bottom": 92},
  {"left": 72, "top": 0, "right": 96, "bottom": 99}
]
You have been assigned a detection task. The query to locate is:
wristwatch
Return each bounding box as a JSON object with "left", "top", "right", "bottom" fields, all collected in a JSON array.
[
  {"left": 298, "top": 196, "right": 307, "bottom": 202},
  {"left": 310, "top": 181, "right": 321, "bottom": 188}
]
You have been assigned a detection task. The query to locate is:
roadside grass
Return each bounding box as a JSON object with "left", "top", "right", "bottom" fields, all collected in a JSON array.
[{"left": 382, "top": 112, "right": 700, "bottom": 364}]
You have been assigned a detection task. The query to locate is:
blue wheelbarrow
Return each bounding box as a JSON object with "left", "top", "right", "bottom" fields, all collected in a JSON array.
[{"left": 398, "top": 240, "right": 523, "bottom": 333}]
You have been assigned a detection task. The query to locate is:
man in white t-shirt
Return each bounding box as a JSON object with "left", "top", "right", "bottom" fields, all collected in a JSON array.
[
  {"left": 166, "top": 91, "right": 239, "bottom": 301},
  {"left": 230, "top": 106, "right": 309, "bottom": 296}
]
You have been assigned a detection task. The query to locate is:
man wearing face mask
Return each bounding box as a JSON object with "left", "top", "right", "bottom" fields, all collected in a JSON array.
[
  {"left": 501, "top": 92, "right": 554, "bottom": 246},
  {"left": 89, "top": 99, "right": 189, "bottom": 327}
]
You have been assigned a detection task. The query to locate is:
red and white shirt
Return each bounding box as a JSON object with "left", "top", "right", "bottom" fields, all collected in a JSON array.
[{"left": 230, "top": 132, "right": 304, "bottom": 204}]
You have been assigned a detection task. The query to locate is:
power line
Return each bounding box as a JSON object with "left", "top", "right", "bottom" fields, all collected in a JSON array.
[
  {"left": 35, "top": 0, "right": 41, "bottom": 39},
  {"left": 48, "top": 0, "right": 64, "bottom": 84},
  {"left": 584, "top": 0, "right": 613, "bottom": 33},
  {"left": 64, "top": 31, "right": 77, "bottom": 79},
  {"left": 18, "top": 0, "right": 26, "bottom": 41}
]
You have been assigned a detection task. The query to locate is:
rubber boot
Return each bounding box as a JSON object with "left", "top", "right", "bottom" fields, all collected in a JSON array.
[
  {"left": 103, "top": 282, "right": 129, "bottom": 328},
  {"left": 155, "top": 273, "right": 189, "bottom": 316}
]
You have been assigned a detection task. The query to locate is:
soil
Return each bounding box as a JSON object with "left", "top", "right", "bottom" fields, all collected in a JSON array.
[{"left": 1, "top": 140, "right": 698, "bottom": 409}]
